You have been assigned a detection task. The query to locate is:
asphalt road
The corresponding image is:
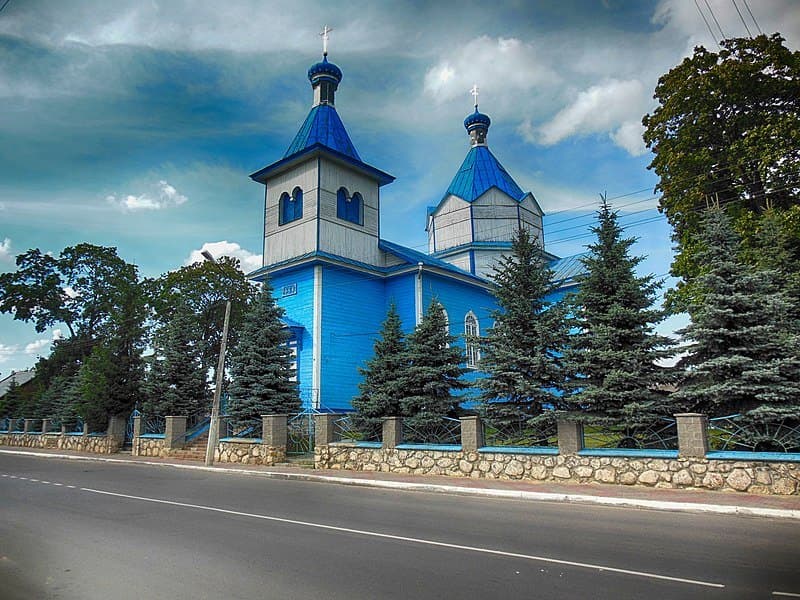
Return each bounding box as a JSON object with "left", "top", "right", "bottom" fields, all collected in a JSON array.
[{"left": 1, "top": 453, "right": 798, "bottom": 600}]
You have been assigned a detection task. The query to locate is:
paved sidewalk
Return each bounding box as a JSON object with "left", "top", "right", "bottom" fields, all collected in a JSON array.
[{"left": 2, "top": 446, "right": 799, "bottom": 519}]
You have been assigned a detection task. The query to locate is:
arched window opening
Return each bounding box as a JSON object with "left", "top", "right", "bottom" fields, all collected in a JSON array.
[
  {"left": 337, "top": 187, "right": 362, "bottom": 225},
  {"left": 465, "top": 312, "right": 480, "bottom": 368},
  {"left": 280, "top": 188, "right": 303, "bottom": 225}
]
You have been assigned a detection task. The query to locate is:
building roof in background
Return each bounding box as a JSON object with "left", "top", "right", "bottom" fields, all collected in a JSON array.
[{"left": 0, "top": 369, "right": 35, "bottom": 397}]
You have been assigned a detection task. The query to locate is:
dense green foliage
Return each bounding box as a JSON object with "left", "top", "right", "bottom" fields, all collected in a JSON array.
[
  {"left": 563, "top": 200, "right": 675, "bottom": 427},
  {"left": 352, "top": 304, "right": 408, "bottom": 433},
  {"left": 227, "top": 282, "right": 300, "bottom": 428},
  {"left": 643, "top": 34, "right": 800, "bottom": 310},
  {"left": 145, "top": 257, "right": 255, "bottom": 380},
  {"left": 400, "top": 300, "right": 466, "bottom": 428},
  {"left": 479, "top": 228, "right": 569, "bottom": 425},
  {"left": 144, "top": 304, "right": 208, "bottom": 417},
  {"left": 675, "top": 208, "right": 800, "bottom": 421}
]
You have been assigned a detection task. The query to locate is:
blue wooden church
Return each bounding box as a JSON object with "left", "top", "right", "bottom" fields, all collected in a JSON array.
[{"left": 247, "top": 48, "right": 583, "bottom": 411}]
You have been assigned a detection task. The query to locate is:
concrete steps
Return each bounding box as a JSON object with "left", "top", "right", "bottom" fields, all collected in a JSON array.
[{"left": 168, "top": 432, "right": 209, "bottom": 461}]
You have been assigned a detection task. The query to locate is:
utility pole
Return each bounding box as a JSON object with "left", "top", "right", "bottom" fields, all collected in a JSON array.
[{"left": 202, "top": 250, "right": 232, "bottom": 466}]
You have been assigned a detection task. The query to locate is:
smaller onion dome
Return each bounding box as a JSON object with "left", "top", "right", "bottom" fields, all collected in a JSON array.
[
  {"left": 308, "top": 55, "right": 343, "bottom": 84},
  {"left": 464, "top": 109, "right": 491, "bottom": 131}
]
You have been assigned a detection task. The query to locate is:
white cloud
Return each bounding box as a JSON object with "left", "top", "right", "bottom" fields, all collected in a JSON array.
[
  {"left": 610, "top": 120, "right": 648, "bottom": 157},
  {"left": 423, "top": 36, "right": 561, "bottom": 106},
  {"left": 536, "top": 79, "right": 651, "bottom": 154},
  {"left": 184, "top": 241, "right": 263, "bottom": 273},
  {"left": 0, "top": 344, "right": 17, "bottom": 364},
  {"left": 24, "top": 329, "right": 63, "bottom": 356},
  {"left": 107, "top": 180, "right": 188, "bottom": 212},
  {"left": 0, "top": 238, "right": 12, "bottom": 262}
]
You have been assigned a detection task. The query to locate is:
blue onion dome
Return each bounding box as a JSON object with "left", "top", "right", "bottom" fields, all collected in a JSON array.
[
  {"left": 464, "top": 108, "right": 491, "bottom": 132},
  {"left": 308, "top": 55, "right": 343, "bottom": 84}
]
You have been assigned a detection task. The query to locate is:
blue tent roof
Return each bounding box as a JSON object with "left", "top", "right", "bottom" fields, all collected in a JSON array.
[
  {"left": 284, "top": 104, "right": 361, "bottom": 161},
  {"left": 445, "top": 145, "right": 526, "bottom": 203}
]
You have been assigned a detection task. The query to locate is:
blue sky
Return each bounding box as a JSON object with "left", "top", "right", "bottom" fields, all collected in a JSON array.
[{"left": 1, "top": 0, "right": 798, "bottom": 374}]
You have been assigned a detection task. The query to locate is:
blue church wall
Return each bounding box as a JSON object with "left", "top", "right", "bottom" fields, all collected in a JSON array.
[
  {"left": 384, "top": 272, "right": 416, "bottom": 334},
  {"left": 421, "top": 272, "right": 496, "bottom": 404},
  {"left": 319, "top": 264, "right": 386, "bottom": 411},
  {"left": 268, "top": 266, "right": 316, "bottom": 409}
]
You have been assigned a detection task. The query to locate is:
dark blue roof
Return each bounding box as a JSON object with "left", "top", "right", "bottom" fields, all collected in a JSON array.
[
  {"left": 308, "top": 56, "right": 343, "bottom": 83},
  {"left": 284, "top": 104, "right": 361, "bottom": 161},
  {"left": 464, "top": 109, "right": 491, "bottom": 130},
  {"left": 445, "top": 145, "right": 526, "bottom": 203}
]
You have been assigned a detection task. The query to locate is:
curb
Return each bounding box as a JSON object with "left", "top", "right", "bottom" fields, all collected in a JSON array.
[{"left": 2, "top": 448, "right": 798, "bottom": 520}]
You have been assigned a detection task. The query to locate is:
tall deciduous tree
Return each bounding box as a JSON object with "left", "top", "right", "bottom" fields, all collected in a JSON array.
[
  {"left": 675, "top": 208, "right": 800, "bottom": 422},
  {"left": 642, "top": 34, "right": 800, "bottom": 310},
  {"left": 479, "top": 228, "right": 569, "bottom": 425},
  {"left": 146, "top": 256, "right": 255, "bottom": 380},
  {"left": 74, "top": 280, "right": 147, "bottom": 429},
  {"left": 227, "top": 282, "right": 300, "bottom": 428},
  {"left": 353, "top": 304, "right": 408, "bottom": 433},
  {"left": 401, "top": 299, "right": 466, "bottom": 428},
  {"left": 144, "top": 304, "right": 208, "bottom": 417},
  {"left": 564, "top": 199, "right": 675, "bottom": 427}
]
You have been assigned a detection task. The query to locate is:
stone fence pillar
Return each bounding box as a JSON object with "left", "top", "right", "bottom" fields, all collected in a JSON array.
[
  {"left": 132, "top": 415, "right": 144, "bottom": 456},
  {"left": 557, "top": 420, "right": 584, "bottom": 454},
  {"left": 261, "top": 414, "right": 287, "bottom": 449},
  {"left": 164, "top": 416, "right": 187, "bottom": 450},
  {"left": 460, "top": 416, "right": 483, "bottom": 452},
  {"left": 382, "top": 417, "right": 402, "bottom": 449},
  {"left": 82, "top": 422, "right": 89, "bottom": 436},
  {"left": 675, "top": 413, "right": 709, "bottom": 458},
  {"left": 315, "top": 413, "right": 336, "bottom": 447},
  {"left": 42, "top": 419, "right": 51, "bottom": 434},
  {"left": 23, "top": 419, "right": 36, "bottom": 435}
]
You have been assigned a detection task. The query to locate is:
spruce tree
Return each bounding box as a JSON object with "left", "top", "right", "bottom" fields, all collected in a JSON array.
[
  {"left": 479, "top": 228, "right": 569, "bottom": 427},
  {"left": 564, "top": 198, "right": 675, "bottom": 427},
  {"left": 227, "top": 282, "right": 300, "bottom": 428},
  {"left": 352, "top": 304, "right": 407, "bottom": 435},
  {"left": 675, "top": 208, "right": 800, "bottom": 423},
  {"left": 401, "top": 299, "right": 466, "bottom": 429},
  {"left": 145, "top": 304, "right": 208, "bottom": 417}
]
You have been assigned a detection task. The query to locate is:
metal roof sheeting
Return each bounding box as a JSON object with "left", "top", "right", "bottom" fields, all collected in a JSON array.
[
  {"left": 445, "top": 145, "right": 526, "bottom": 203},
  {"left": 284, "top": 104, "right": 361, "bottom": 161}
]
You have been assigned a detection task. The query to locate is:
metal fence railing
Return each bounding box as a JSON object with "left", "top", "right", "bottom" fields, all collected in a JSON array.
[
  {"left": 287, "top": 411, "right": 316, "bottom": 455},
  {"left": 708, "top": 415, "right": 800, "bottom": 453},
  {"left": 144, "top": 416, "right": 165, "bottom": 435},
  {"left": 582, "top": 418, "right": 679, "bottom": 450},
  {"left": 333, "top": 414, "right": 381, "bottom": 444},
  {"left": 401, "top": 417, "right": 461, "bottom": 446},
  {"left": 223, "top": 418, "right": 260, "bottom": 439},
  {"left": 483, "top": 417, "right": 557, "bottom": 448}
]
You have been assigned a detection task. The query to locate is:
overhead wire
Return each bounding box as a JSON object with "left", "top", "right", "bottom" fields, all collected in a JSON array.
[
  {"left": 703, "top": 0, "right": 727, "bottom": 39},
  {"left": 731, "top": 0, "right": 753, "bottom": 37},
  {"left": 695, "top": 0, "right": 722, "bottom": 49},
  {"left": 742, "top": 0, "right": 762, "bottom": 34}
]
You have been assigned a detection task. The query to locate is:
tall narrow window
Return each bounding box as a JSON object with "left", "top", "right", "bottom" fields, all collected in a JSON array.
[
  {"left": 280, "top": 188, "right": 303, "bottom": 225},
  {"left": 286, "top": 336, "right": 299, "bottom": 382},
  {"left": 465, "top": 312, "right": 480, "bottom": 368}
]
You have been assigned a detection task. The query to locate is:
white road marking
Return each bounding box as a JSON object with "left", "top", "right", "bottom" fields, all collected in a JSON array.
[
  {"left": 773, "top": 592, "right": 800, "bottom": 597},
  {"left": 41, "top": 480, "right": 50, "bottom": 484},
  {"left": 29, "top": 478, "right": 38, "bottom": 482},
  {"left": 52, "top": 482, "right": 63, "bottom": 486},
  {"left": 79, "top": 486, "right": 725, "bottom": 589}
]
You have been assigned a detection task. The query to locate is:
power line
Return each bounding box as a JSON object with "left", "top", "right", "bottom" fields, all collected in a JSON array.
[
  {"left": 695, "top": 0, "right": 722, "bottom": 49},
  {"left": 703, "top": 0, "right": 727, "bottom": 39},
  {"left": 731, "top": 0, "right": 753, "bottom": 37},
  {"left": 0, "top": 0, "right": 11, "bottom": 14},
  {"left": 742, "top": 0, "right": 763, "bottom": 35}
]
